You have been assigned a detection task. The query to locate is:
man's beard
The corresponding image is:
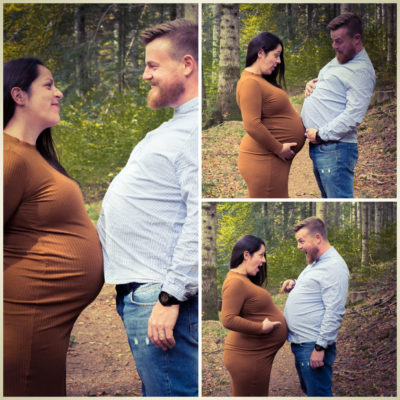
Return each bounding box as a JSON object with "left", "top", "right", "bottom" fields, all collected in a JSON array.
[
  {"left": 305, "top": 246, "right": 319, "bottom": 264},
  {"left": 336, "top": 48, "right": 357, "bottom": 64},
  {"left": 147, "top": 80, "right": 185, "bottom": 109}
]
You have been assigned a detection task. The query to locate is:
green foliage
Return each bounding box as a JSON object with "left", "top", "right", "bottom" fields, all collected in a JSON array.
[
  {"left": 328, "top": 225, "right": 362, "bottom": 272},
  {"left": 215, "top": 202, "right": 396, "bottom": 296},
  {"left": 203, "top": 3, "right": 397, "bottom": 128},
  {"left": 266, "top": 237, "right": 305, "bottom": 292},
  {"left": 85, "top": 201, "right": 103, "bottom": 225},
  {"left": 369, "top": 224, "right": 397, "bottom": 264},
  {"left": 54, "top": 89, "right": 172, "bottom": 201},
  {"left": 4, "top": 3, "right": 179, "bottom": 201}
]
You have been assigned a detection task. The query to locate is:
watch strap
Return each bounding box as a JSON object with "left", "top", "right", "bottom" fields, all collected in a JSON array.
[{"left": 158, "top": 291, "right": 181, "bottom": 306}]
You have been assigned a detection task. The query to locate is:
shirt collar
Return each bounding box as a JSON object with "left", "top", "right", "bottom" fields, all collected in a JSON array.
[
  {"left": 312, "top": 246, "right": 334, "bottom": 265},
  {"left": 174, "top": 96, "right": 198, "bottom": 117}
]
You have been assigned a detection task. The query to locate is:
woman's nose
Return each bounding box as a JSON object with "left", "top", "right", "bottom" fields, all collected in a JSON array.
[{"left": 55, "top": 87, "right": 63, "bottom": 99}]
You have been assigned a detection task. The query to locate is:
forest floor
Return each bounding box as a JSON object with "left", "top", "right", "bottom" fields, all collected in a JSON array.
[
  {"left": 202, "top": 98, "right": 396, "bottom": 199},
  {"left": 66, "top": 284, "right": 141, "bottom": 396},
  {"left": 202, "top": 260, "right": 397, "bottom": 397}
]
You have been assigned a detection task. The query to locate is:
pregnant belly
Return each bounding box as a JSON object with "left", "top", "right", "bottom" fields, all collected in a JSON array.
[
  {"left": 241, "top": 115, "right": 306, "bottom": 155},
  {"left": 268, "top": 115, "right": 306, "bottom": 154},
  {"left": 4, "top": 234, "right": 104, "bottom": 305}
]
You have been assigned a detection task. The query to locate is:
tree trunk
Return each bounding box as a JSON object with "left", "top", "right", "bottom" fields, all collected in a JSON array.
[
  {"left": 386, "top": 4, "right": 395, "bottom": 64},
  {"left": 353, "top": 202, "right": 358, "bottom": 227},
  {"left": 375, "top": 202, "right": 382, "bottom": 234},
  {"left": 286, "top": 4, "right": 293, "bottom": 40},
  {"left": 361, "top": 203, "right": 369, "bottom": 266},
  {"left": 217, "top": 4, "right": 241, "bottom": 122},
  {"left": 334, "top": 203, "right": 339, "bottom": 228},
  {"left": 184, "top": 4, "right": 198, "bottom": 22},
  {"left": 74, "top": 5, "right": 88, "bottom": 93},
  {"left": 211, "top": 4, "right": 221, "bottom": 87},
  {"left": 202, "top": 203, "right": 219, "bottom": 320},
  {"left": 316, "top": 202, "right": 325, "bottom": 221},
  {"left": 340, "top": 4, "right": 354, "bottom": 13},
  {"left": 117, "top": 6, "right": 127, "bottom": 93}
]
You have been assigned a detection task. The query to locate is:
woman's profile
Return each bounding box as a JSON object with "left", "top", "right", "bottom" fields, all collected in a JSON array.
[
  {"left": 236, "top": 32, "right": 306, "bottom": 198},
  {"left": 221, "top": 234, "right": 287, "bottom": 396},
  {"left": 3, "top": 57, "right": 104, "bottom": 396}
]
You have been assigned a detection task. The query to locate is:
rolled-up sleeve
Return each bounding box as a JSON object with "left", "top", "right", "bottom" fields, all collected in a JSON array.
[{"left": 162, "top": 132, "right": 198, "bottom": 301}]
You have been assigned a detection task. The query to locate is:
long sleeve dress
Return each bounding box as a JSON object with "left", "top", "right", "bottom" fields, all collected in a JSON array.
[
  {"left": 221, "top": 270, "right": 287, "bottom": 396},
  {"left": 236, "top": 70, "right": 306, "bottom": 198},
  {"left": 3, "top": 133, "right": 104, "bottom": 396}
]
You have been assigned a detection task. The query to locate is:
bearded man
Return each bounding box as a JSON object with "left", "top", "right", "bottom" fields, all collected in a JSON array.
[
  {"left": 301, "top": 13, "right": 375, "bottom": 198},
  {"left": 281, "top": 217, "right": 349, "bottom": 396},
  {"left": 97, "top": 19, "right": 199, "bottom": 396}
]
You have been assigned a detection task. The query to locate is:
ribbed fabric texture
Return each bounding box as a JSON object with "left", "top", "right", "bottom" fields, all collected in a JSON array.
[
  {"left": 3, "top": 132, "right": 104, "bottom": 396},
  {"left": 236, "top": 70, "right": 306, "bottom": 197},
  {"left": 221, "top": 271, "right": 288, "bottom": 396}
]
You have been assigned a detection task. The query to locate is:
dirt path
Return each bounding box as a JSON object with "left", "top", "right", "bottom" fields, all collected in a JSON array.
[
  {"left": 66, "top": 284, "right": 141, "bottom": 396},
  {"left": 67, "top": 285, "right": 303, "bottom": 397},
  {"left": 269, "top": 342, "right": 304, "bottom": 396},
  {"left": 288, "top": 140, "right": 320, "bottom": 198}
]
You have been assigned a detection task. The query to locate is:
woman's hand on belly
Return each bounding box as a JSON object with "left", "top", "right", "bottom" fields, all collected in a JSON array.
[
  {"left": 262, "top": 317, "right": 282, "bottom": 333},
  {"left": 277, "top": 142, "right": 297, "bottom": 161}
]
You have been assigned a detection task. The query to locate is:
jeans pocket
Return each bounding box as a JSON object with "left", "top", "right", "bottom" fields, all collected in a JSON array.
[
  {"left": 129, "top": 282, "right": 161, "bottom": 306},
  {"left": 318, "top": 142, "right": 338, "bottom": 154}
]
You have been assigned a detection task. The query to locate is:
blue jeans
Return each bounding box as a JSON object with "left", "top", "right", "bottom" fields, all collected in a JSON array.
[
  {"left": 291, "top": 342, "right": 337, "bottom": 397},
  {"left": 309, "top": 142, "right": 358, "bottom": 198},
  {"left": 116, "top": 282, "right": 198, "bottom": 396}
]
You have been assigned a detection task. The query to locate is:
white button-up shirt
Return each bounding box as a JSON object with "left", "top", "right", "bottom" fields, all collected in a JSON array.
[{"left": 97, "top": 97, "right": 198, "bottom": 301}]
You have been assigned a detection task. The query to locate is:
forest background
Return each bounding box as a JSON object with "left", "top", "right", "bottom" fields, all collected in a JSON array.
[
  {"left": 202, "top": 201, "right": 397, "bottom": 396},
  {"left": 202, "top": 201, "right": 396, "bottom": 314},
  {"left": 202, "top": 3, "right": 397, "bottom": 198},
  {"left": 4, "top": 2, "right": 198, "bottom": 204},
  {"left": 203, "top": 3, "right": 396, "bottom": 125}
]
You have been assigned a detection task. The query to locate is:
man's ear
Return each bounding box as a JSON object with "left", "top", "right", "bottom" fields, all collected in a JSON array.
[
  {"left": 182, "top": 54, "right": 196, "bottom": 77},
  {"left": 353, "top": 33, "right": 362, "bottom": 44},
  {"left": 314, "top": 232, "right": 323, "bottom": 244},
  {"left": 11, "top": 87, "right": 26, "bottom": 106}
]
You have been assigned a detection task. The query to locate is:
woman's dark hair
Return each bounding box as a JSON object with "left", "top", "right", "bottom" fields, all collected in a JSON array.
[
  {"left": 4, "top": 57, "right": 69, "bottom": 177},
  {"left": 245, "top": 32, "right": 286, "bottom": 89},
  {"left": 230, "top": 234, "right": 268, "bottom": 286}
]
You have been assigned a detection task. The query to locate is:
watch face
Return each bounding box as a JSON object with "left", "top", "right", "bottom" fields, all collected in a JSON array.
[{"left": 160, "top": 292, "right": 169, "bottom": 304}]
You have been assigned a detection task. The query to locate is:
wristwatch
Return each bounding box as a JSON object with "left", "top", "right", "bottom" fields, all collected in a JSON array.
[
  {"left": 315, "top": 130, "right": 323, "bottom": 144},
  {"left": 314, "top": 344, "right": 327, "bottom": 352},
  {"left": 158, "top": 291, "right": 181, "bottom": 306}
]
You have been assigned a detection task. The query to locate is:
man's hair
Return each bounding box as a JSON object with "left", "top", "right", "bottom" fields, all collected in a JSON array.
[
  {"left": 140, "top": 19, "right": 198, "bottom": 62},
  {"left": 327, "top": 12, "right": 363, "bottom": 38},
  {"left": 293, "top": 217, "right": 328, "bottom": 240}
]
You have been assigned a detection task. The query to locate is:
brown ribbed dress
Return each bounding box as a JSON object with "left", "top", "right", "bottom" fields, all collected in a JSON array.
[
  {"left": 3, "top": 133, "right": 104, "bottom": 396},
  {"left": 236, "top": 70, "right": 306, "bottom": 198},
  {"left": 221, "top": 270, "right": 287, "bottom": 396}
]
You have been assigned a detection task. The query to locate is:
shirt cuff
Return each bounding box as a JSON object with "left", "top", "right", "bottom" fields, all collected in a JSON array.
[
  {"left": 316, "top": 338, "right": 329, "bottom": 348},
  {"left": 317, "top": 126, "right": 329, "bottom": 142}
]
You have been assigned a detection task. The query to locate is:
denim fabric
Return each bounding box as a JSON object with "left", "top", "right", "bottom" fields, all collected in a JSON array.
[
  {"left": 116, "top": 282, "right": 198, "bottom": 396},
  {"left": 309, "top": 142, "right": 358, "bottom": 198},
  {"left": 291, "top": 342, "right": 337, "bottom": 397}
]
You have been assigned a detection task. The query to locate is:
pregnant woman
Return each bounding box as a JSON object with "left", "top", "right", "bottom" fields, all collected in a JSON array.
[
  {"left": 237, "top": 32, "right": 305, "bottom": 198},
  {"left": 221, "top": 235, "right": 287, "bottom": 396},
  {"left": 3, "top": 57, "right": 104, "bottom": 396}
]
